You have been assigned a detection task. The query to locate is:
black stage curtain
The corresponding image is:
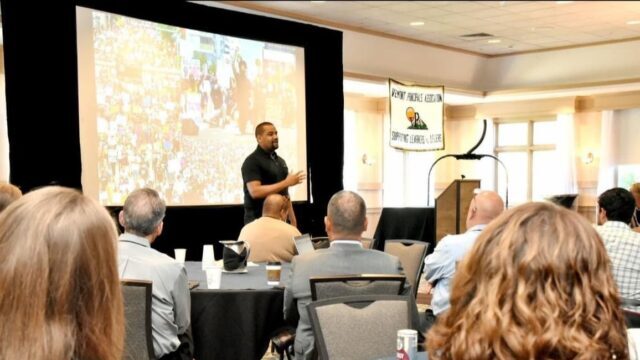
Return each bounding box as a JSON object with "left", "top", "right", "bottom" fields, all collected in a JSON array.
[{"left": 2, "top": 1, "right": 344, "bottom": 260}]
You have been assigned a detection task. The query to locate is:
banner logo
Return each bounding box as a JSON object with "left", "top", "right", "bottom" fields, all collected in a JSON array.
[{"left": 389, "top": 79, "right": 444, "bottom": 151}]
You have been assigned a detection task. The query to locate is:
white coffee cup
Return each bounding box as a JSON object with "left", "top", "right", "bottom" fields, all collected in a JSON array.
[
  {"left": 202, "top": 245, "right": 215, "bottom": 269},
  {"left": 174, "top": 248, "right": 186, "bottom": 263},
  {"left": 266, "top": 262, "right": 282, "bottom": 286},
  {"left": 205, "top": 267, "right": 222, "bottom": 289}
]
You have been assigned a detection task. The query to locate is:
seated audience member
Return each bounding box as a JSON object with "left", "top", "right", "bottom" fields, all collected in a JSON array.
[
  {"left": 427, "top": 202, "right": 629, "bottom": 359},
  {"left": 0, "top": 181, "right": 22, "bottom": 212},
  {"left": 0, "top": 186, "right": 124, "bottom": 360},
  {"left": 284, "top": 190, "right": 413, "bottom": 360},
  {"left": 118, "top": 188, "right": 192, "bottom": 360},
  {"left": 596, "top": 187, "right": 640, "bottom": 311},
  {"left": 423, "top": 190, "right": 503, "bottom": 327},
  {"left": 239, "top": 193, "right": 301, "bottom": 263},
  {"left": 630, "top": 183, "right": 640, "bottom": 231}
]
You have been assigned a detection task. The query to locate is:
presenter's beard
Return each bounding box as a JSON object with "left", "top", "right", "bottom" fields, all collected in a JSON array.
[{"left": 272, "top": 141, "right": 279, "bottom": 150}]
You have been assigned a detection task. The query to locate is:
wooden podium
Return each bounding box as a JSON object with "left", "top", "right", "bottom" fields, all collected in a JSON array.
[{"left": 435, "top": 179, "right": 480, "bottom": 242}]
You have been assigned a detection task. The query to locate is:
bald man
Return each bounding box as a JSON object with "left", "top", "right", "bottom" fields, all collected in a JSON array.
[
  {"left": 238, "top": 194, "right": 301, "bottom": 263},
  {"left": 423, "top": 190, "right": 504, "bottom": 318},
  {"left": 283, "top": 191, "right": 411, "bottom": 359}
]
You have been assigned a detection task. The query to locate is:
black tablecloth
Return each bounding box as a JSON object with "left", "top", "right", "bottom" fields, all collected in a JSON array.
[
  {"left": 373, "top": 207, "right": 435, "bottom": 253},
  {"left": 185, "top": 262, "right": 289, "bottom": 360}
]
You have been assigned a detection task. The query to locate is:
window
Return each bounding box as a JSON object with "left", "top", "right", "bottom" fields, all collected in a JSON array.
[{"left": 495, "top": 118, "right": 556, "bottom": 205}]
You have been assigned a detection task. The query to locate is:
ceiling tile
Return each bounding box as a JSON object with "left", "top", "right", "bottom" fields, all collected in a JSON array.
[
  {"left": 411, "top": 7, "right": 453, "bottom": 19},
  {"left": 442, "top": 2, "right": 489, "bottom": 13},
  {"left": 216, "top": 1, "right": 640, "bottom": 56},
  {"left": 376, "top": 2, "right": 429, "bottom": 13},
  {"left": 504, "top": 2, "right": 560, "bottom": 14},
  {"left": 467, "top": 7, "right": 514, "bottom": 19}
]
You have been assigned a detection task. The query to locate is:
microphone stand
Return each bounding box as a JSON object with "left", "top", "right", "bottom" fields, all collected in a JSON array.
[{"left": 426, "top": 119, "right": 509, "bottom": 208}]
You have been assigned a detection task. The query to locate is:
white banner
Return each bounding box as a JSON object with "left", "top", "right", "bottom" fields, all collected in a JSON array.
[{"left": 389, "top": 79, "right": 444, "bottom": 151}]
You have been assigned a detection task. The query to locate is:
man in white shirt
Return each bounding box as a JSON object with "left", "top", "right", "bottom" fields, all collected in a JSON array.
[
  {"left": 596, "top": 187, "right": 640, "bottom": 312},
  {"left": 118, "top": 188, "right": 192, "bottom": 360},
  {"left": 423, "top": 190, "right": 504, "bottom": 324}
]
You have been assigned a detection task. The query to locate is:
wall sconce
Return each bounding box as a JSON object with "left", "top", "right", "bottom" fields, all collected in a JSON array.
[
  {"left": 583, "top": 151, "right": 594, "bottom": 165},
  {"left": 362, "top": 153, "right": 375, "bottom": 166}
]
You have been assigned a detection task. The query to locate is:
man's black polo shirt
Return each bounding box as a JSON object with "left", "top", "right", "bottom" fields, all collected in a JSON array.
[{"left": 241, "top": 146, "right": 289, "bottom": 224}]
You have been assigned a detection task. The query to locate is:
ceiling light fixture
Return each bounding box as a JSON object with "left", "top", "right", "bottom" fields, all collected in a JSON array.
[
  {"left": 556, "top": 1, "right": 573, "bottom": 4},
  {"left": 410, "top": 21, "right": 425, "bottom": 26},
  {"left": 627, "top": 20, "right": 640, "bottom": 25},
  {"left": 487, "top": 39, "right": 502, "bottom": 44},
  {"left": 310, "top": 1, "right": 325, "bottom": 3}
]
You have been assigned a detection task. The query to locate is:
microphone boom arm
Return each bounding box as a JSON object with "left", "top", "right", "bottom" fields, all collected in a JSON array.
[{"left": 426, "top": 119, "right": 509, "bottom": 208}]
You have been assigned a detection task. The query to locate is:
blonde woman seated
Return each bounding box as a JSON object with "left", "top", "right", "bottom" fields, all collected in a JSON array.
[
  {"left": 0, "top": 186, "right": 124, "bottom": 360},
  {"left": 427, "top": 202, "right": 631, "bottom": 359}
]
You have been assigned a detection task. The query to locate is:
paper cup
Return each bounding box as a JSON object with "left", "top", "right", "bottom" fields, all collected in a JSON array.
[
  {"left": 266, "top": 262, "right": 282, "bottom": 286},
  {"left": 202, "top": 245, "right": 215, "bottom": 269},
  {"left": 174, "top": 248, "right": 186, "bottom": 263},
  {"left": 205, "top": 267, "right": 222, "bottom": 289}
]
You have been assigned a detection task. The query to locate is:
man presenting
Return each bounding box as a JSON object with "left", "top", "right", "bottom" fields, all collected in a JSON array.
[{"left": 242, "top": 122, "right": 305, "bottom": 225}]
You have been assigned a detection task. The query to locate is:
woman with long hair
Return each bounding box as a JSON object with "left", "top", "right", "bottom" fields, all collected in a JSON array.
[
  {"left": 427, "top": 202, "right": 629, "bottom": 360},
  {"left": 0, "top": 186, "right": 124, "bottom": 360}
]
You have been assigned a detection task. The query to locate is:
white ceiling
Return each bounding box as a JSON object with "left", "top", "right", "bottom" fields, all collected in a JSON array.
[{"left": 217, "top": 1, "right": 640, "bottom": 56}]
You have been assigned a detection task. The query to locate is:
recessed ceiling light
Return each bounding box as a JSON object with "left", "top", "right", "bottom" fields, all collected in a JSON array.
[
  {"left": 627, "top": 20, "right": 640, "bottom": 25},
  {"left": 487, "top": 39, "right": 502, "bottom": 44},
  {"left": 556, "top": 1, "right": 573, "bottom": 4},
  {"left": 410, "top": 21, "right": 425, "bottom": 26},
  {"left": 310, "top": 1, "right": 325, "bottom": 3}
]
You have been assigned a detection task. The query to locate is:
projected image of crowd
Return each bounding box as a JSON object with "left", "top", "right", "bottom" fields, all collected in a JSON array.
[{"left": 91, "top": 11, "right": 301, "bottom": 205}]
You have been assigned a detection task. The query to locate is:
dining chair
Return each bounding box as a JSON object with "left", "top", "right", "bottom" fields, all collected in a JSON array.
[
  {"left": 310, "top": 274, "right": 406, "bottom": 301},
  {"left": 308, "top": 295, "right": 411, "bottom": 360},
  {"left": 384, "top": 240, "right": 429, "bottom": 298},
  {"left": 122, "top": 280, "right": 155, "bottom": 360}
]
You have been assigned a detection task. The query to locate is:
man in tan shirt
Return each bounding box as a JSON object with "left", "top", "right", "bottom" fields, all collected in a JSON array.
[{"left": 238, "top": 194, "right": 301, "bottom": 263}]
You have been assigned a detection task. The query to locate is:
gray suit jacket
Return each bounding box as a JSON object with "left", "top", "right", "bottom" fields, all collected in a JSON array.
[{"left": 283, "top": 241, "right": 409, "bottom": 360}]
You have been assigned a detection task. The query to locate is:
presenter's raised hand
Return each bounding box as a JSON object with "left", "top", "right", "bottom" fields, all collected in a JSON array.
[{"left": 286, "top": 171, "right": 306, "bottom": 186}]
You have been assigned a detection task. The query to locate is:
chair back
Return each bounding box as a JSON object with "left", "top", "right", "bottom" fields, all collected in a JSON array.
[
  {"left": 122, "top": 280, "right": 155, "bottom": 360},
  {"left": 308, "top": 295, "right": 411, "bottom": 360},
  {"left": 310, "top": 274, "right": 405, "bottom": 301},
  {"left": 625, "top": 310, "right": 640, "bottom": 328},
  {"left": 361, "top": 237, "right": 374, "bottom": 249},
  {"left": 384, "top": 240, "right": 429, "bottom": 298}
]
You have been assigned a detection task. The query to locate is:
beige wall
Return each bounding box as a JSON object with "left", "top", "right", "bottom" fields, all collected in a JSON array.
[
  {"left": 342, "top": 30, "right": 486, "bottom": 90},
  {"left": 344, "top": 96, "right": 385, "bottom": 238},
  {"left": 345, "top": 89, "right": 640, "bottom": 225},
  {"left": 481, "top": 40, "right": 640, "bottom": 91}
]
